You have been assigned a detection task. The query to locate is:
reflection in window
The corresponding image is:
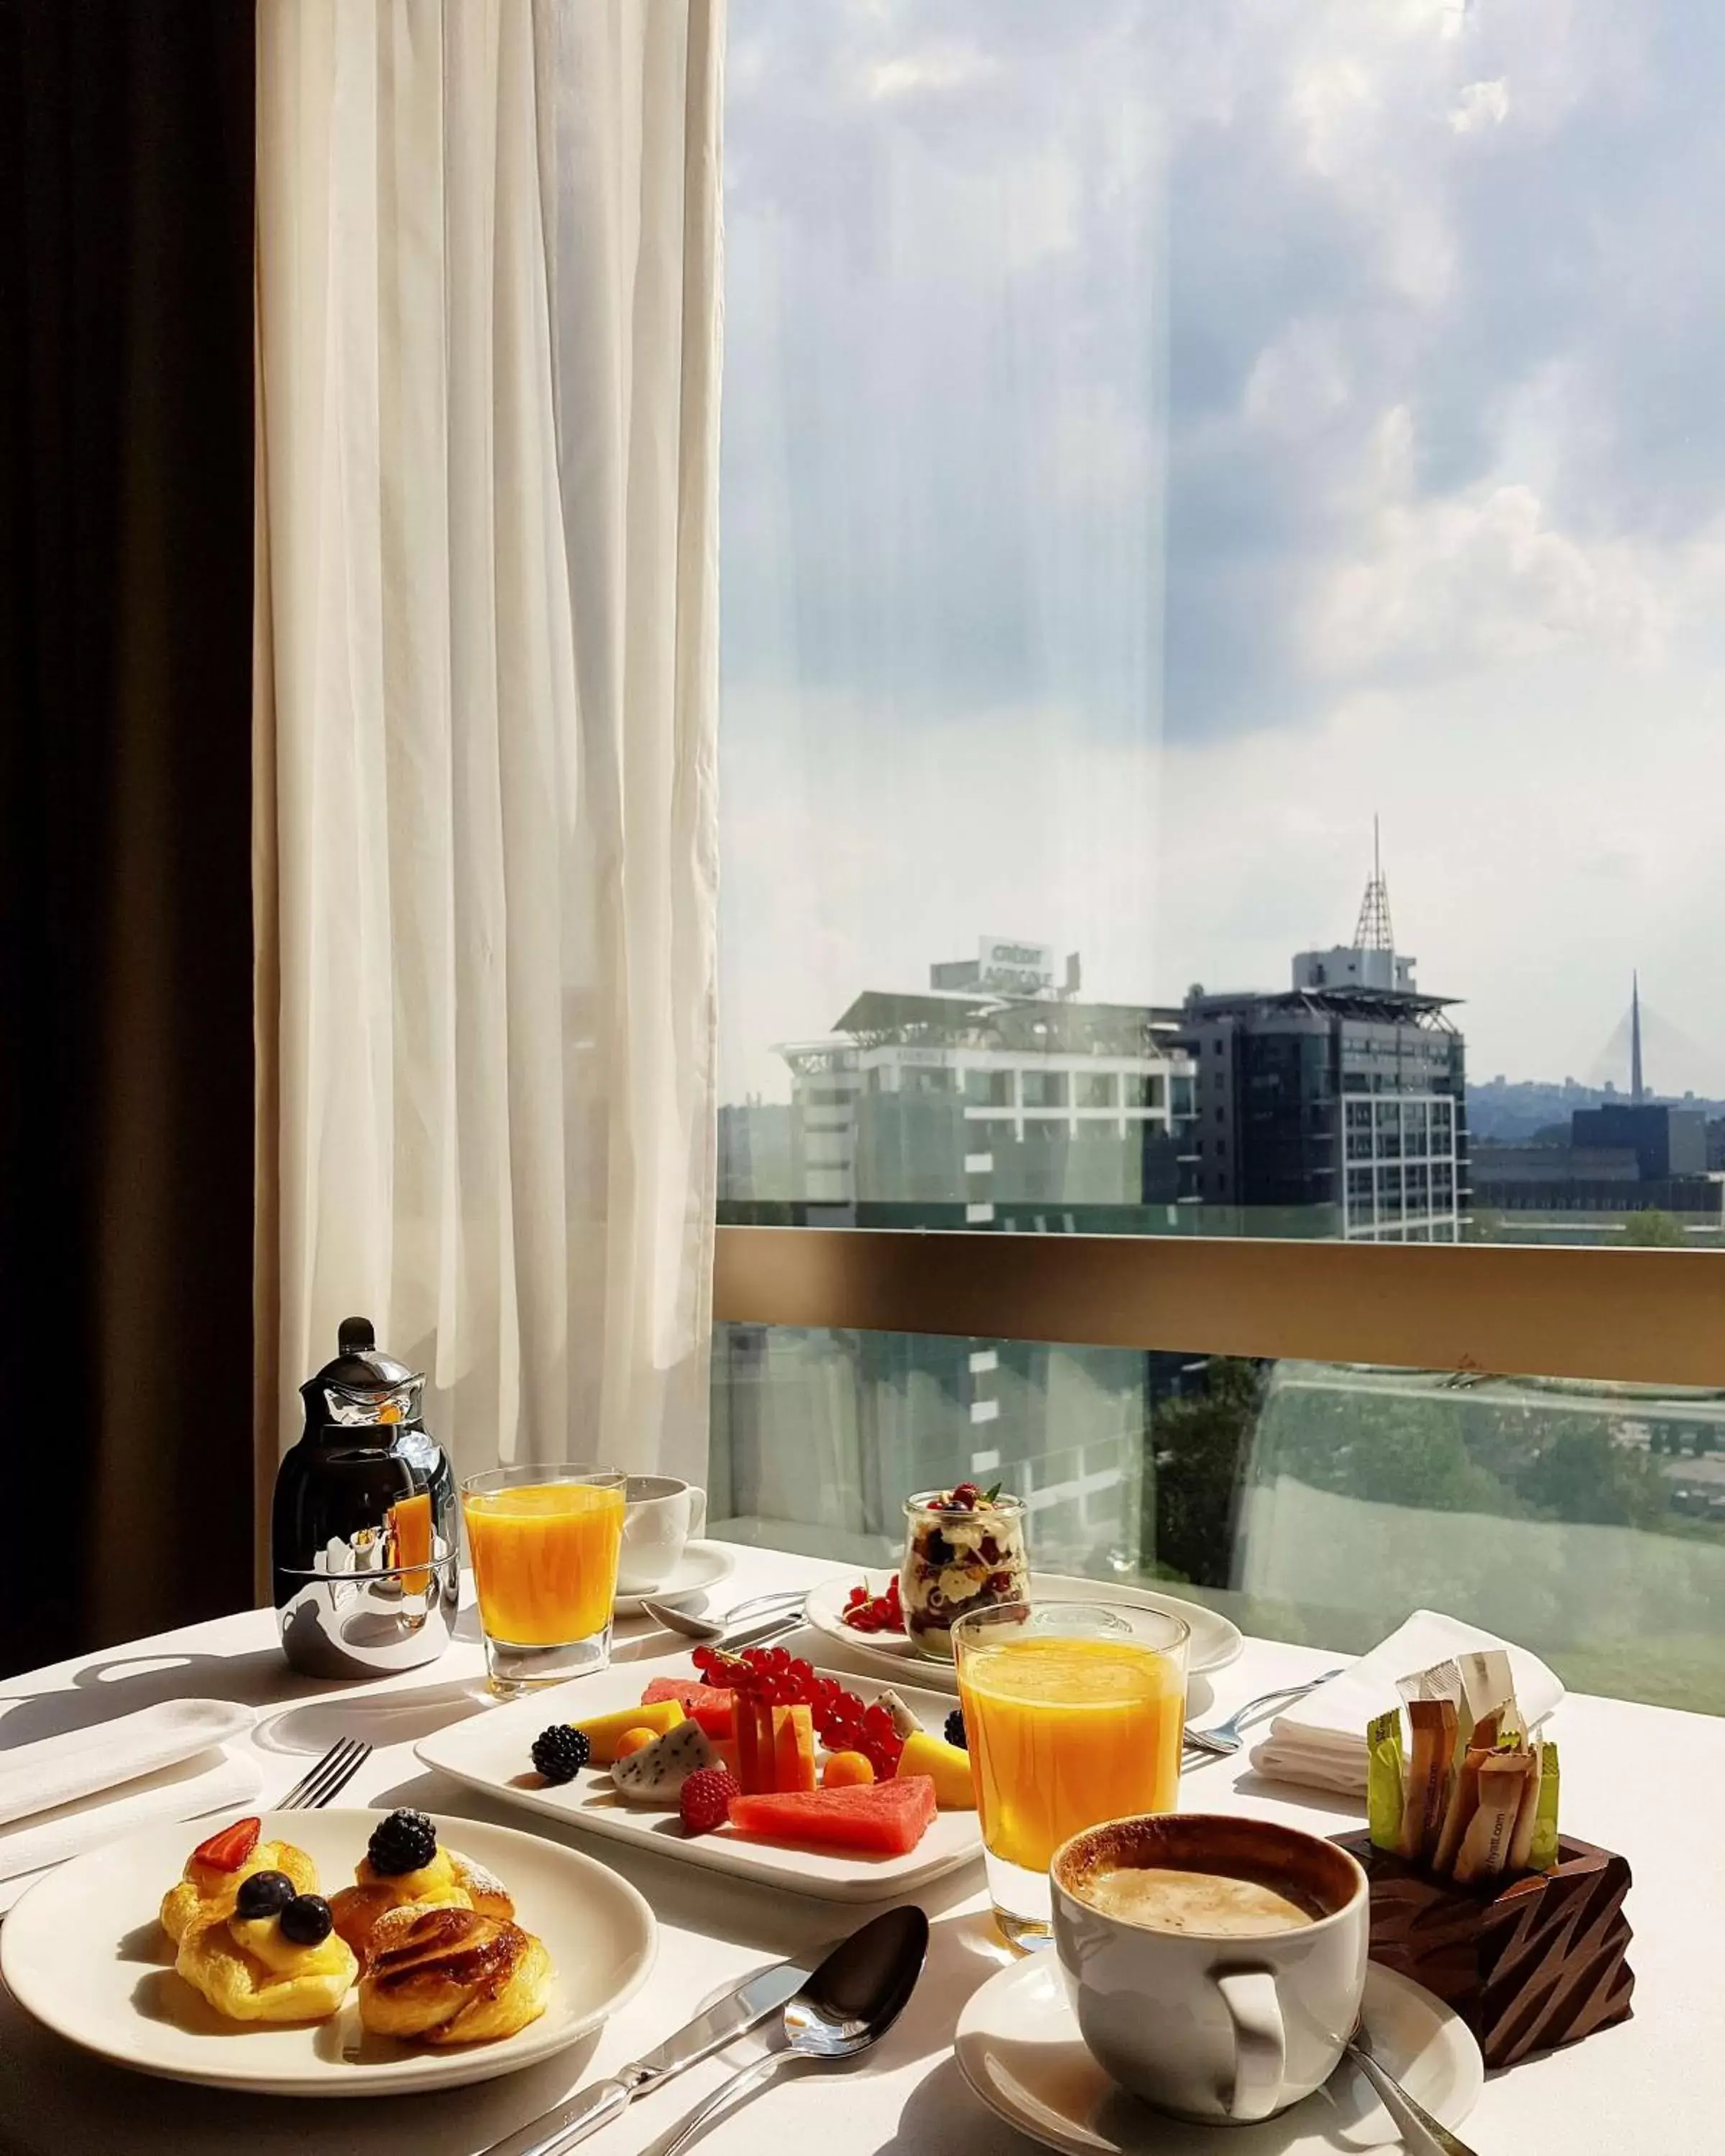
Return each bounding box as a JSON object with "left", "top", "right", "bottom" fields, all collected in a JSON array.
[{"left": 712, "top": 1329, "right": 1725, "bottom": 1715}]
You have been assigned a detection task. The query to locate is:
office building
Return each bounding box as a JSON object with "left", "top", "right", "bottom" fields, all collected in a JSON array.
[
  {"left": 1179, "top": 849, "right": 1468, "bottom": 1240},
  {"left": 775, "top": 937, "right": 1198, "bottom": 1226}
]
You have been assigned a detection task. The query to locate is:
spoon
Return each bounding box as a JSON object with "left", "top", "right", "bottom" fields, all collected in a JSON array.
[
  {"left": 650, "top": 1904, "right": 930, "bottom": 2156},
  {"left": 1344, "top": 2023, "right": 1480, "bottom": 2155},
  {"left": 642, "top": 1590, "right": 806, "bottom": 1646}
]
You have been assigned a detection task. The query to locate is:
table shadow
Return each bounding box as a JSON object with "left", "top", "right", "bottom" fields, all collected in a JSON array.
[{"left": 0, "top": 1649, "right": 316, "bottom": 1750}]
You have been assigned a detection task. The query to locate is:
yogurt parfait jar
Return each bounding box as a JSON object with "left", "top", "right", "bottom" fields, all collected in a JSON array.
[{"left": 901, "top": 1482, "right": 1030, "bottom": 1657}]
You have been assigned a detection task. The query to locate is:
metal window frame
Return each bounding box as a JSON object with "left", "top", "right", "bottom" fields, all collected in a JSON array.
[{"left": 713, "top": 1226, "right": 1725, "bottom": 1386}]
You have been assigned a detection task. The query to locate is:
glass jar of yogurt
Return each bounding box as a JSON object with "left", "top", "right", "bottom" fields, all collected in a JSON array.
[{"left": 901, "top": 1483, "right": 1029, "bottom": 1657}]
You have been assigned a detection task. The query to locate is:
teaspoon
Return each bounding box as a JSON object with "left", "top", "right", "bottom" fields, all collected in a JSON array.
[
  {"left": 641, "top": 1590, "right": 806, "bottom": 1646},
  {"left": 651, "top": 1903, "right": 930, "bottom": 2156}
]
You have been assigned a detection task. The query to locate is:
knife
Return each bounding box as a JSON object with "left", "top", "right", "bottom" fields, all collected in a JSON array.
[{"left": 481, "top": 1944, "right": 831, "bottom": 2156}]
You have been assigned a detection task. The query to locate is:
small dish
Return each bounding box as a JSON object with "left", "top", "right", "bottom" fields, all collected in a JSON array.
[
  {"left": 804, "top": 1570, "right": 1244, "bottom": 1689},
  {"left": 613, "top": 1539, "right": 736, "bottom": 1617},
  {"left": 0, "top": 1808, "right": 656, "bottom": 2098},
  {"left": 416, "top": 1655, "right": 984, "bottom": 1902},
  {"left": 955, "top": 1953, "right": 1482, "bottom": 2155}
]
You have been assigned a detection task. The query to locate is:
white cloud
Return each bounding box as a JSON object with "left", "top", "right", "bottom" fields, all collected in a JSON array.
[
  {"left": 1450, "top": 78, "right": 1510, "bottom": 131},
  {"left": 1243, "top": 320, "right": 1353, "bottom": 438}
]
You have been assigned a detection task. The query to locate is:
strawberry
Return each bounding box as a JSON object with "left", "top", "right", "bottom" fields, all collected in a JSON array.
[
  {"left": 191, "top": 1816, "right": 262, "bottom": 1871},
  {"left": 679, "top": 1766, "right": 740, "bottom": 1837}
]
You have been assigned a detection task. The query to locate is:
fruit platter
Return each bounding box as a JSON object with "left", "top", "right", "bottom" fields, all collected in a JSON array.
[{"left": 416, "top": 1646, "right": 985, "bottom": 1901}]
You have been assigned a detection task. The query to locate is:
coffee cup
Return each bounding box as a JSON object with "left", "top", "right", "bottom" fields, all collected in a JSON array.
[
  {"left": 1052, "top": 1812, "right": 1368, "bottom": 2126},
  {"left": 617, "top": 1475, "right": 707, "bottom": 1594}
]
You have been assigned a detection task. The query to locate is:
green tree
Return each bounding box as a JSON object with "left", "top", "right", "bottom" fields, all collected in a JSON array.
[
  {"left": 1620, "top": 1207, "right": 1688, "bottom": 1247},
  {"left": 1143, "top": 1358, "right": 1264, "bottom": 1588},
  {"left": 1520, "top": 1422, "right": 1671, "bottom": 1529}
]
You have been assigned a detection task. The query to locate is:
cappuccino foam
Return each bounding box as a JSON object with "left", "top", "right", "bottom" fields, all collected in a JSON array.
[{"left": 1077, "top": 1864, "right": 1320, "bottom": 1937}]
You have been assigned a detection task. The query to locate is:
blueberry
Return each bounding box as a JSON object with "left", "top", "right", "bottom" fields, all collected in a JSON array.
[
  {"left": 278, "top": 1893, "right": 334, "bottom": 1946},
  {"left": 234, "top": 1869, "right": 297, "bottom": 1920}
]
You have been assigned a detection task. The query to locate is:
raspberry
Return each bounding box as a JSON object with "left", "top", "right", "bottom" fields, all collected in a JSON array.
[{"left": 679, "top": 1766, "right": 740, "bottom": 1837}]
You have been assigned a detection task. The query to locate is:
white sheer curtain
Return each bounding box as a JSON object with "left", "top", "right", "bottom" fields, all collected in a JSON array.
[{"left": 254, "top": 0, "right": 722, "bottom": 1483}]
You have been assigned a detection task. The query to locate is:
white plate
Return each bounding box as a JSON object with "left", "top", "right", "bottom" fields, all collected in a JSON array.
[
  {"left": 956, "top": 1954, "right": 1482, "bottom": 2155},
  {"left": 0, "top": 1807, "right": 656, "bottom": 2099},
  {"left": 803, "top": 1571, "right": 1245, "bottom": 1689},
  {"left": 417, "top": 1655, "right": 984, "bottom": 1902},
  {"left": 613, "top": 1538, "right": 737, "bottom": 1616}
]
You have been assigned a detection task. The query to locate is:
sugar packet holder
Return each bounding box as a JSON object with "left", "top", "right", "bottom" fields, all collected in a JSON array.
[{"left": 1366, "top": 1645, "right": 1559, "bottom": 1884}]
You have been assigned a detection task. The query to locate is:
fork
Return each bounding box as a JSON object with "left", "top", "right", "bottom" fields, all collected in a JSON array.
[
  {"left": 1183, "top": 1669, "right": 1348, "bottom": 1759},
  {"left": 275, "top": 1737, "right": 372, "bottom": 1809}
]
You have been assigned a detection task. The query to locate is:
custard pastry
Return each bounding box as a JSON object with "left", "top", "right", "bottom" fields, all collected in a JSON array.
[
  {"left": 328, "top": 1807, "right": 512, "bottom": 1958},
  {"left": 160, "top": 1817, "right": 319, "bottom": 1947},
  {"left": 175, "top": 1879, "right": 357, "bottom": 2024},
  {"left": 356, "top": 1902, "right": 551, "bottom": 2044}
]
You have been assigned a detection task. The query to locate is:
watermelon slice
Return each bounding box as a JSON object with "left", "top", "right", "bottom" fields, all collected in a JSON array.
[
  {"left": 727, "top": 1774, "right": 937, "bottom": 1857},
  {"left": 641, "top": 1675, "right": 734, "bottom": 1739}
]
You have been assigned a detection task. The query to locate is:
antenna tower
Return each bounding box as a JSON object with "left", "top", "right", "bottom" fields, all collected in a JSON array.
[
  {"left": 1353, "top": 816, "right": 1395, "bottom": 952},
  {"left": 1630, "top": 972, "right": 1645, "bottom": 1104}
]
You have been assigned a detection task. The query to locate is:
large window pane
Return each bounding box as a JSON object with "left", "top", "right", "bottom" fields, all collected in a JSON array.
[
  {"left": 721, "top": 3, "right": 1725, "bottom": 1250},
  {"left": 711, "top": 1330, "right": 1725, "bottom": 1714}
]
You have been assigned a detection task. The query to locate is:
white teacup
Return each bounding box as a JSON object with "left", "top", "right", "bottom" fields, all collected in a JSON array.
[
  {"left": 1052, "top": 1812, "right": 1368, "bottom": 2126},
  {"left": 617, "top": 1475, "right": 707, "bottom": 1595}
]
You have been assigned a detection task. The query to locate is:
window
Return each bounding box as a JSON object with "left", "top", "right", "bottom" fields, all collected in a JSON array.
[
  {"left": 714, "top": 2, "right": 1725, "bottom": 1715},
  {"left": 1076, "top": 1073, "right": 1116, "bottom": 1110},
  {"left": 965, "top": 1069, "right": 1013, "bottom": 1107},
  {"left": 1021, "top": 1072, "right": 1067, "bottom": 1110}
]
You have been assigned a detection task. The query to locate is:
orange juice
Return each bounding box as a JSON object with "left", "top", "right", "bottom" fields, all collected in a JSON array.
[
  {"left": 463, "top": 1480, "right": 625, "bottom": 1644},
  {"left": 957, "top": 1635, "right": 1184, "bottom": 1872}
]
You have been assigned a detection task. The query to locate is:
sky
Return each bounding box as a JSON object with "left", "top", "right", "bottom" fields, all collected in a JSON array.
[{"left": 717, "top": 0, "right": 1725, "bottom": 1104}]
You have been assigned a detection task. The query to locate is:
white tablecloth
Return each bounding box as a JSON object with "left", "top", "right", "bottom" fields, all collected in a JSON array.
[{"left": 1, "top": 1544, "right": 1719, "bottom": 2155}]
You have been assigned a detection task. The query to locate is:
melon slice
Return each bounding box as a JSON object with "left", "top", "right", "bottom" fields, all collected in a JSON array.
[
  {"left": 770, "top": 1704, "right": 817, "bottom": 1793},
  {"left": 641, "top": 1675, "right": 735, "bottom": 1740},
  {"left": 612, "top": 1717, "right": 718, "bottom": 1805},
  {"left": 735, "top": 1697, "right": 777, "bottom": 1795},
  {"left": 727, "top": 1774, "right": 937, "bottom": 1857},
  {"left": 572, "top": 1699, "right": 685, "bottom": 1766},
  {"left": 895, "top": 1730, "right": 975, "bottom": 1808}
]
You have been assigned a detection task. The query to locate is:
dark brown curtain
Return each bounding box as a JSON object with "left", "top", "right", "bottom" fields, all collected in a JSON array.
[{"left": 0, "top": 1, "right": 257, "bottom": 1675}]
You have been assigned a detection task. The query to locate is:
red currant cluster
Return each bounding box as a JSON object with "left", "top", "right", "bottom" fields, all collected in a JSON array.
[
  {"left": 692, "top": 1644, "right": 906, "bottom": 1777},
  {"left": 840, "top": 1575, "right": 904, "bottom": 1634}
]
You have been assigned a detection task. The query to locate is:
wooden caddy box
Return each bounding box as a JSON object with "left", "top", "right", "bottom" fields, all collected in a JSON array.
[{"left": 1333, "top": 1831, "right": 1634, "bottom": 2068}]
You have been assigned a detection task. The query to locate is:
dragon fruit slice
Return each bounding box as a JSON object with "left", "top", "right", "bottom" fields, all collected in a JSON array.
[{"left": 610, "top": 1716, "right": 718, "bottom": 1805}]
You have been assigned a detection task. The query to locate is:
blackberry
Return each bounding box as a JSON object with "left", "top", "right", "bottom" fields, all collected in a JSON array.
[
  {"left": 531, "top": 1724, "right": 592, "bottom": 1784},
  {"left": 278, "top": 1893, "right": 334, "bottom": 1946},
  {"left": 234, "top": 1869, "right": 296, "bottom": 1920},
  {"left": 944, "top": 1707, "right": 967, "bottom": 1751},
  {"left": 367, "top": 1806, "right": 438, "bottom": 1876}
]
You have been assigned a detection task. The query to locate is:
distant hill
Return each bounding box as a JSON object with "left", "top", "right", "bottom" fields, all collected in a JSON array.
[{"left": 1468, "top": 1076, "right": 1725, "bottom": 1145}]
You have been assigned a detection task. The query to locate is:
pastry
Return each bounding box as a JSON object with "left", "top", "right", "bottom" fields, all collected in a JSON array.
[
  {"left": 159, "top": 1816, "right": 319, "bottom": 1947},
  {"left": 328, "top": 1807, "right": 512, "bottom": 1959},
  {"left": 175, "top": 1881, "right": 357, "bottom": 2024},
  {"left": 356, "top": 1902, "right": 551, "bottom": 2045}
]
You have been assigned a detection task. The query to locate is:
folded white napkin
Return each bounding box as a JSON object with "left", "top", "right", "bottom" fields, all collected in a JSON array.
[
  {"left": 0, "top": 1698, "right": 261, "bottom": 1892},
  {"left": 1248, "top": 1610, "right": 1563, "bottom": 1798}
]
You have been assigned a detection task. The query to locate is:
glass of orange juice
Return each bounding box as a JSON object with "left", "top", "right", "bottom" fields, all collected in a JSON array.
[
  {"left": 460, "top": 1465, "right": 627, "bottom": 1695},
  {"left": 955, "top": 1600, "right": 1190, "bottom": 1949}
]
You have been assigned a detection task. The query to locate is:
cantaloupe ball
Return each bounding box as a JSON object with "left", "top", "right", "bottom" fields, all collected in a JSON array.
[
  {"left": 613, "top": 1726, "right": 659, "bottom": 1761},
  {"left": 822, "top": 1749, "right": 875, "bottom": 1788}
]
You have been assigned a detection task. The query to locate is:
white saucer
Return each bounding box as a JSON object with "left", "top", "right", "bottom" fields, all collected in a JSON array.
[
  {"left": 0, "top": 1807, "right": 656, "bottom": 2098},
  {"left": 612, "top": 1538, "right": 736, "bottom": 1616},
  {"left": 804, "top": 1571, "right": 1245, "bottom": 1690},
  {"left": 955, "top": 1954, "right": 1483, "bottom": 2155}
]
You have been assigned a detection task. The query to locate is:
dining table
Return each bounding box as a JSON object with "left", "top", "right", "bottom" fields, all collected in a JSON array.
[{"left": 1, "top": 1541, "right": 1719, "bottom": 2156}]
